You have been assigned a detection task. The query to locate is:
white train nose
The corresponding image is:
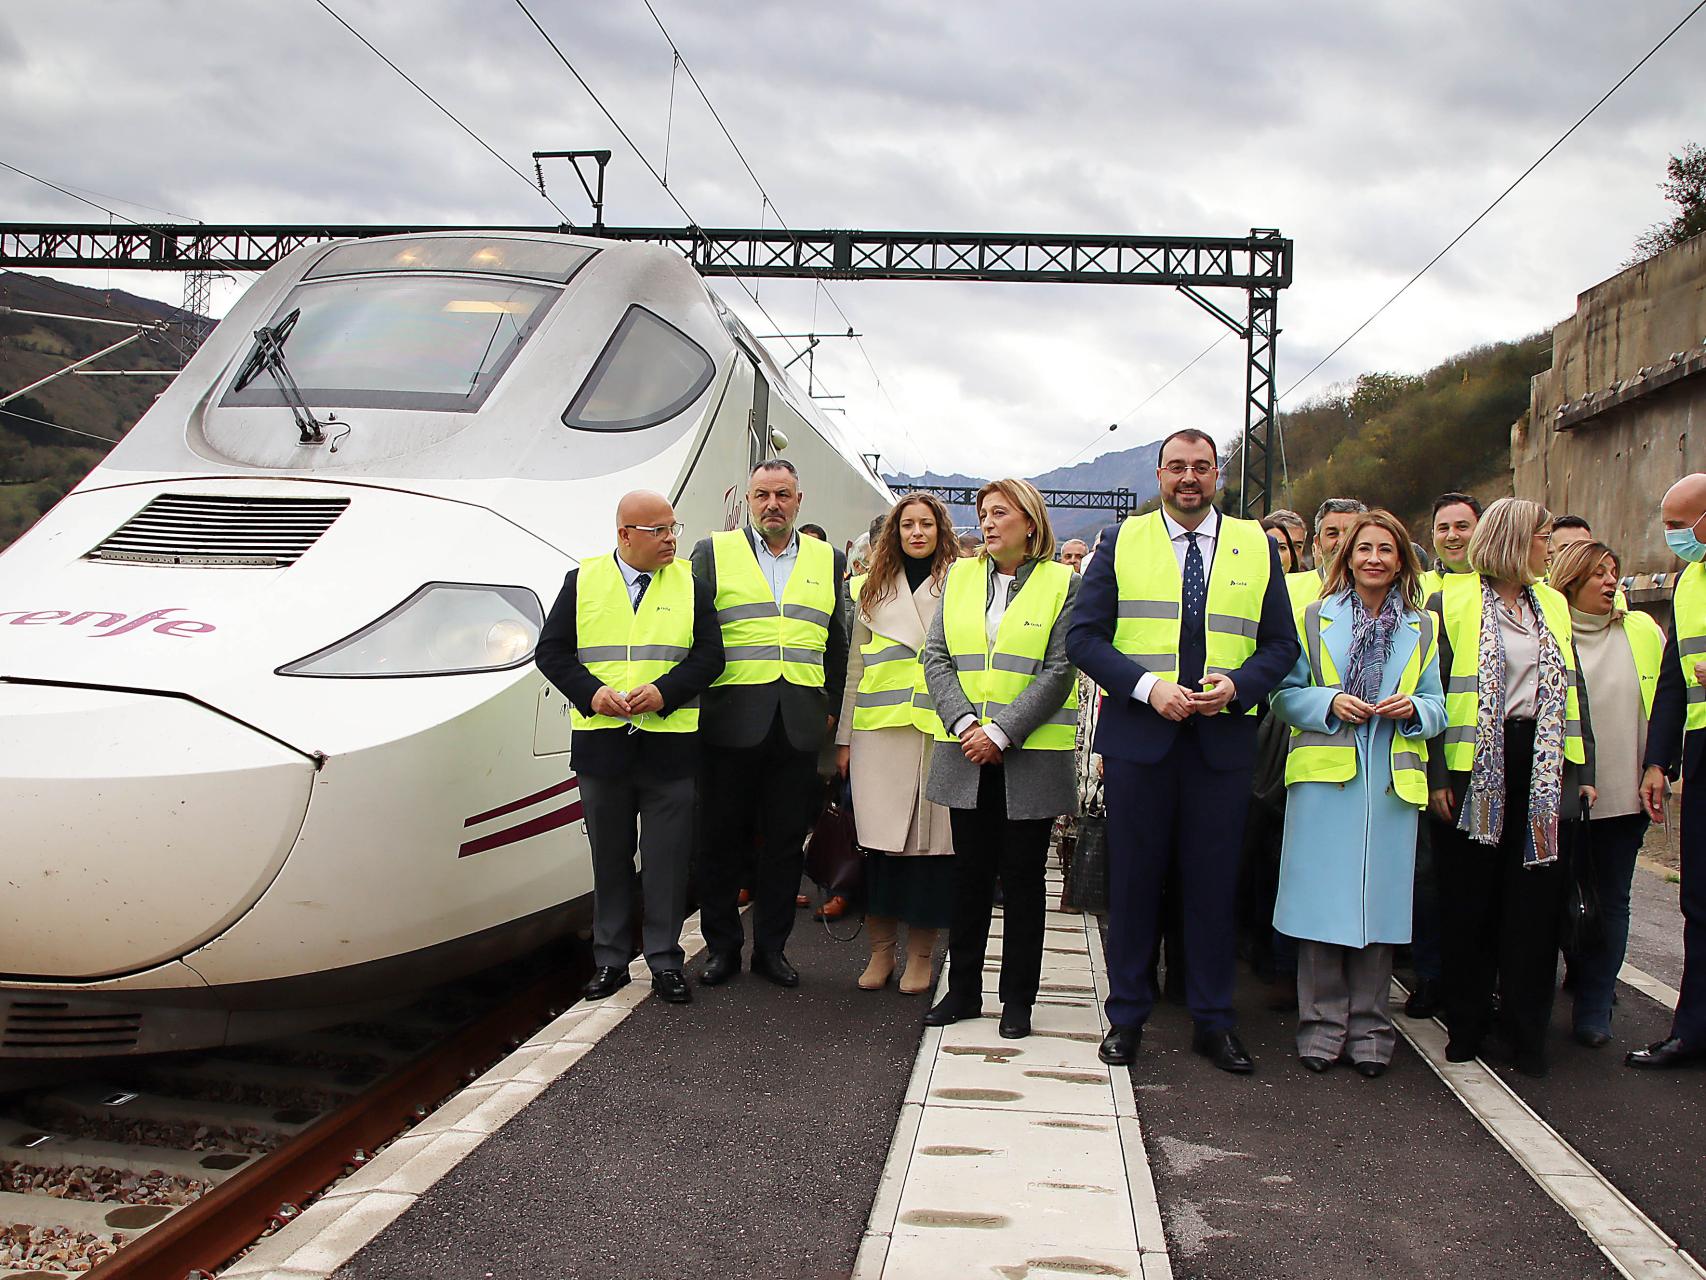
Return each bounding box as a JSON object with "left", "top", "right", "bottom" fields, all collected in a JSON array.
[{"left": 0, "top": 682, "right": 316, "bottom": 980}]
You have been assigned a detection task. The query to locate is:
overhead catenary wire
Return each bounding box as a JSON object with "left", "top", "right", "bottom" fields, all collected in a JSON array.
[
  {"left": 633, "top": 0, "right": 927, "bottom": 475},
  {"left": 1056, "top": 329, "right": 1233, "bottom": 472},
  {"left": 1279, "top": 0, "right": 1706, "bottom": 405},
  {"left": 0, "top": 403, "right": 123, "bottom": 445},
  {"left": 311, "top": 0, "right": 575, "bottom": 225}
]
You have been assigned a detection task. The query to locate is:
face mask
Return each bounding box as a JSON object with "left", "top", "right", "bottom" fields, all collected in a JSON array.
[{"left": 1665, "top": 516, "right": 1706, "bottom": 562}]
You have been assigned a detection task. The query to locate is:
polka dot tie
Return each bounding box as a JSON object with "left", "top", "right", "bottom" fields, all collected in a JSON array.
[
  {"left": 1182, "top": 532, "right": 1205, "bottom": 629},
  {"left": 633, "top": 573, "right": 651, "bottom": 609}
]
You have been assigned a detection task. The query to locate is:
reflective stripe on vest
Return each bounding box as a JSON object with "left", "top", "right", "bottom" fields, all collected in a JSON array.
[
  {"left": 1676, "top": 561, "right": 1706, "bottom": 732},
  {"left": 1284, "top": 598, "right": 1435, "bottom": 807},
  {"left": 571, "top": 555, "right": 699, "bottom": 734},
  {"left": 1111, "top": 511, "right": 1272, "bottom": 715},
  {"left": 709, "top": 529, "right": 836, "bottom": 688},
  {"left": 1439, "top": 572, "right": 1585, "bottom": 770},
  {"left": 848, "top": 573, "right": 942, "bottom": 735},
  {"left": 935, "top": 557, "right": 1077, "bottom": 750}
]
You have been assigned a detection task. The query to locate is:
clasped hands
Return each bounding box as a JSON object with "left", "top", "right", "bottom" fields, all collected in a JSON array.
[
  {"left": 590, "top": 683, "right": 664, "bottom": 718},
  {"left": 1329, "top": 691, "right": 1415, "bottom": 727},
  {"left": 1148, "top": 672, "right": 1238, "bottom": 722},
  {"left": 958, "top": 723, "right": 1003, "bottom": 766}
]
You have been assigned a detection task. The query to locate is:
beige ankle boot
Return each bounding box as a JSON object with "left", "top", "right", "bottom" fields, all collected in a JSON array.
[
  {"left": 859, "top": 916, "right": 898, "bottom": 989},
  {"left": 899, "top": 927, "right": 939, "bottom": 995}
]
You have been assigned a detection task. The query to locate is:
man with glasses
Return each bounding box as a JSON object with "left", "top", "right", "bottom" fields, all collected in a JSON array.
[
  {"left": 1067, "top": 429, "right": 1299, "bottom": 1073},
  {"left": 536, "top": 490, "right": 723, "bottom": 1005},
  {"left": 691, "top": 459, "right": 849, "bottom": 987}
]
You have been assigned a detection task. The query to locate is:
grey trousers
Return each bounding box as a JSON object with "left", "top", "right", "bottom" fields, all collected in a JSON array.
[
  {"left": 580, "top": 771, "right": 695, "bottom": 973},
  {"left": 1296, "top": 940, "right": 1396, "bottom": 1064}
]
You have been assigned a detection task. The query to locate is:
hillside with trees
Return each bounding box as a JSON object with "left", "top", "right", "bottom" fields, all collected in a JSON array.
[
  {"left": 0, "top": 272, "right": 194, "bottom": 548},
  {"left": 1222, "top": 333, "right": 1549, "bottom": 536}
]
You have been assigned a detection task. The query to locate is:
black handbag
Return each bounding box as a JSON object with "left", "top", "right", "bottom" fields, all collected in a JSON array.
[
  {"left": 1064, "top": 813, "right": 1110, "bottom": 915},
  {"left": 1560, "top": 800, "right": 1602, "bottom": 954},
  {"left": 803, "top": 780, "right": 864, "bottom": 902}
]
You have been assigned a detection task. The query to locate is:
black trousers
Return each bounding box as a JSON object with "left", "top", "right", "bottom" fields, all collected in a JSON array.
[
  {"left": 1435, "top": 719, "right": 1568, "bottom": 1059},
  {"left": 945, "top": 764, "right": 1052, "bottom": 1009},
  {"left": 1676, "top": 742, "right": 1706, "bottom": 1045},
  {"left": 698, "top": 712, "right": 823, "bottom": 958}
]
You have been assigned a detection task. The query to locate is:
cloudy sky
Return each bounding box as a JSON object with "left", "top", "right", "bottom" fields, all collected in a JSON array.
[{"left": 2, "top": 0, "right": 1701, "bottom": 478}]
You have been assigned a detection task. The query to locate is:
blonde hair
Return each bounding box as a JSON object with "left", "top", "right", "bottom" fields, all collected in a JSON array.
[
  {"left": 975, "top": 478, "right": 1056, "bottom": 564},
  {"left": 1469, "top": 497, "right": 1551, "bottom": 585},
  {"left": 1550, "top": 539, "right": 1620, "bottom": 609},
  {"left": 1321, "top": 510, "right": 1426, "bottom": 609}
]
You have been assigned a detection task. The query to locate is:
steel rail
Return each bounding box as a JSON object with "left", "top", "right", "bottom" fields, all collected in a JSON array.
[{"left": 84, "top": 951, "right": 588, "bottom": 1280}]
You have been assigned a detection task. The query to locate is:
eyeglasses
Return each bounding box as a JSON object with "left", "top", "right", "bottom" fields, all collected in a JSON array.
[
  {"left": 623, "top": 522, "right": 684, "bottom": 537},
  {"left": 1161, "top": 462, "right": 1218, "bottom": 477}
]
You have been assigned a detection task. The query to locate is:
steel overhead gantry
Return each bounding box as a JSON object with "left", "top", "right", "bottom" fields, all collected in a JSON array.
[
  {"left": 0, "top": 221, "right": 1293, "bottom": 514},
  {"left": 908, "top": 486, "right": 1141, "bottom": 519}
]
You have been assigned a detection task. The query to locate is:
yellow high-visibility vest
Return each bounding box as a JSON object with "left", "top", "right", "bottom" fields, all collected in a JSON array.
[
  {"left": 1286, "top": 570, "right": 1323, "bottom": 626},
  {"left": 1439, "top": 571, "right": 1585, "bottom": 770},
  {"left": 848, "top": 573, "right": 942, "bottom": 736},
  {"left": 1674, "top": 561, "right": 1706, "bottom": 732},
  {"left": 934, "top": 557, "right": 1077, "bottom": 750},
  {"left": 709, "top": 529, "right": 836, "bottom": 688},
  {"left": 1622, "top": 608, "right": 1666, "bottom": 720},
  {"left": 571, "top": 555, "right": 699, "bottom": 734},
  {"left": 1284, "top": 598, "right": 1435, "bottom": 806},
  {"left": 1112, "top": 511, "right": 1272, "bottom": 715}
]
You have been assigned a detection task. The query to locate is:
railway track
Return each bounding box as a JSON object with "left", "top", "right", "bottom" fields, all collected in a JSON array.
[{"left": 0, "top": 943, "right": 589, "bottom": 1279}]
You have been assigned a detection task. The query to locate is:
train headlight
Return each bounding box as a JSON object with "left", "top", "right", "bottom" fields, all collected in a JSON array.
[{"left": 278, "top": 583, "right": 545, "bottom": 678}]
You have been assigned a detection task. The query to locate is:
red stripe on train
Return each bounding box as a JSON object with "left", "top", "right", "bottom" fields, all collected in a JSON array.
[
  {"left": 463, "top": 776, "right": 579, "bottom": 828},
  {"left": 458, "top": 800, "right": 585, "bottom": 858}
]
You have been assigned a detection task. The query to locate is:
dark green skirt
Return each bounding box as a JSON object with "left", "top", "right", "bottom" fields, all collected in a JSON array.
[{"left": 866, "top": 850, "right": 955, "bottom": 929}]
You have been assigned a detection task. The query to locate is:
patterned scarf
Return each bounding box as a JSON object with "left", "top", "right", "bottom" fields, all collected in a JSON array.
[
  {"left": 1342, "top": 587, "right": 1401, "bottom": 707},
  {"left": 1457, "top": 581, "right": 1569, "bottom": 866}
]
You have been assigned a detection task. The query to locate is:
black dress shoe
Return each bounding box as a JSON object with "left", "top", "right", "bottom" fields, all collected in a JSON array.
[
  {"left": 998, "top": 1005, "right": 1032, "bottom": 1039},
  {"left": 751, "top": 951, "right": 800, "bottom": 988},
  {"left": 1300, "top": 1054, "right": 1333, "bottom": 1073},
  {"left": 1353, "top": 1060, "right": 1387, "bottom": 1079},
  {"left": 1192, "top": 1028, "right": 1254, "bottom": 1074},
  {"left": 1444, "top": 1038, "right": 1480, "bottom": 1063},
  {"left": 651, "top": 969, "right": 692, "bottom": 1004},
  {"left": 922, "top": 994, "right": 982, "bottom": 1027},
  {"left": 583, "top": 965, "right": 631, "bottom": 1000},
  {"left": 1514, "top": 1050, "right": 1548, "bottom": 1079},
  {"left": 1403, "top": 979, "right": 1444, "bottom": 1019},
  {"left": 1098, "top": 1024, "right": 1142, "bottom": 1066},
  {"left": 1573, "top": 1027, "right": 1611, "bottom": 1049},
  {"left": 1625, "top": 1036, "right": 1706, "bottom": 1069},
  {"left": 699, "top": 951, "right": 741, "bottom": 986}
]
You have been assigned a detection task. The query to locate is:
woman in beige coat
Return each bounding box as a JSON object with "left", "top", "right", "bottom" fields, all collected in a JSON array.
[{"left": 837, "top": 492, "right": 960, "bottom": 993}]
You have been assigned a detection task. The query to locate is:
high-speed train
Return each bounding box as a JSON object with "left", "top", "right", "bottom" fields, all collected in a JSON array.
[{"left": 0, "top": 230, "right": 890, "bottom": 1063}]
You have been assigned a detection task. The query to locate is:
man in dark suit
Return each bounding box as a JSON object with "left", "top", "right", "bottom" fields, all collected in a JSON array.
[
  {"left": 1632, "top": 472, "right": 1706, "bottom": 1068},
  {"left": 690, "top": 459, "right": 849, "bottom": 987},
  {"left": 536, "top": 490, "right": 723, "bottom": 1005},
  {"left": 1066, "top": 428, "right": 1299, "bottom": 1073}
]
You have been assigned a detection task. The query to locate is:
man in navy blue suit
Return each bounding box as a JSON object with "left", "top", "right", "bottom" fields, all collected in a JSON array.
[{"left": 1066, "top": 429, "right": 1299, "bottom": 1073}]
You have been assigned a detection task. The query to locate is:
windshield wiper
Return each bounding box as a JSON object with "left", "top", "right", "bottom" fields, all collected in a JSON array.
[{"left": 233, "top": 309, "right": 339, "bottom": 446}]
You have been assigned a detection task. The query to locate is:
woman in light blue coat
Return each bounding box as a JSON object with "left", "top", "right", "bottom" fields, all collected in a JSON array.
[{"left": 1271, "top": 510, "right": 1447, "bottom": 1077}]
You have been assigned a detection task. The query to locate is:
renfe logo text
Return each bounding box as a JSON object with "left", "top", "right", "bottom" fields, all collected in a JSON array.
[{"left": 0, "top": 607, "right": 217, "bottom": 638}]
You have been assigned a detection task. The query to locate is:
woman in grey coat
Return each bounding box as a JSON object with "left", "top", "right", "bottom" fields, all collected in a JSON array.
[{"left": 919, "top": 479, "right": 1080, "bottom": 1040}]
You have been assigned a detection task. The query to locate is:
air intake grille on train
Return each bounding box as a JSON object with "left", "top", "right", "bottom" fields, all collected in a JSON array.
[
  {"left": 2, "top": 1000, "right": 143, "bottom": 1051},
  {"left": 87, "top": 493, "right": 350, "bottom": 567}
]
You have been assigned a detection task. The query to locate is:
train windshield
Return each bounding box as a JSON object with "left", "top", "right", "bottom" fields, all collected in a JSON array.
[{"left": 220, "top": 274, "right": 559, "bottom": 414}]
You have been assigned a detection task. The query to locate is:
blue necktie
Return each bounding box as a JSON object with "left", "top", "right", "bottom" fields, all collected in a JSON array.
[
  {"left": 632, "top": 573, "right": 651, "bottom": 609},
  {"left": 1179, "top": 531, "right": 1206, "bottom": 687}
]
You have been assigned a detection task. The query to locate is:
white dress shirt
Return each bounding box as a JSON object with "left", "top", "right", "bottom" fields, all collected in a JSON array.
[
  {"left": 1133, "top": 506, "right": 1220, "bottom": 707},
  {"left": 752, "top": 528, "right": 799, "bottom": 604}
]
